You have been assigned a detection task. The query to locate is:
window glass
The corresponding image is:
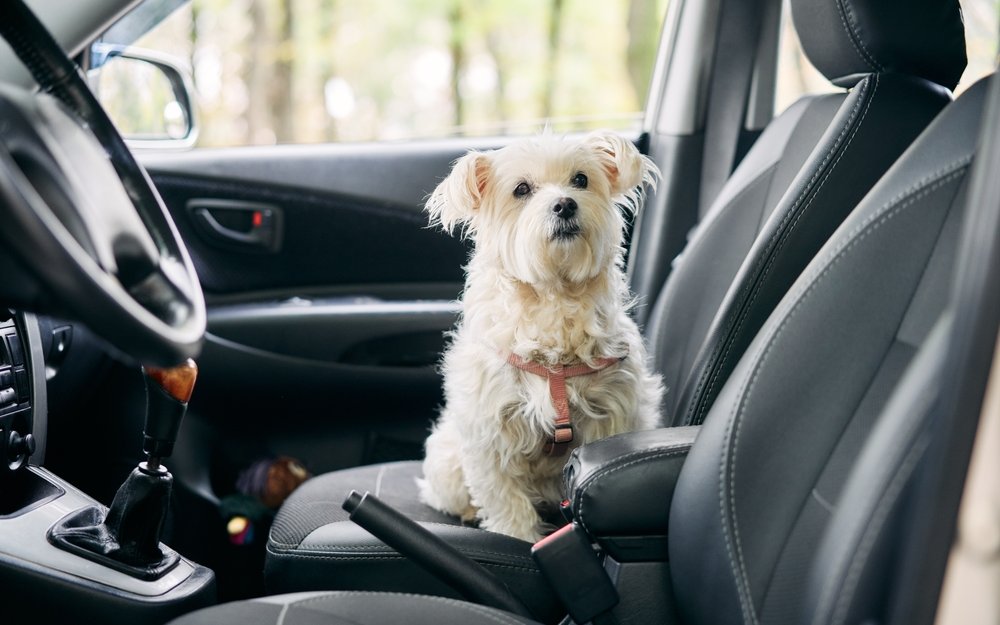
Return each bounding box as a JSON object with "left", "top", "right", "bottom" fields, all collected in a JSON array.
[
  {"left": 107, "top": 0, "right": 669, "bottom": 147},
  {"left": 962, "top": 0, "right": 1000, "bottom": 93},
  {"left": 775, "top": 0, "right": 999, "bottom": 115}
]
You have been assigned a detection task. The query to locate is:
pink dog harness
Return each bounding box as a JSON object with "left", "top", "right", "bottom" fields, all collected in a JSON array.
[{"left": 506, "top": 351, "right": 627, "bottom": 456}]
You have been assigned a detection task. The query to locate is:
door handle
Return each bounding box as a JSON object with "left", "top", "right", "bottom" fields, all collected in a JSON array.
[{"left": 187, "top": 199, "right": 283, "bottom": 253}]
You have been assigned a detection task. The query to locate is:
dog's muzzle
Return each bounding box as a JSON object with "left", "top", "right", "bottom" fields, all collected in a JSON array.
[
  {"left": 551, "top": 221, "right": 582, "bottom": 241},
  {"left": 550, "top": 197, "right": 582, "bottom": 240}
]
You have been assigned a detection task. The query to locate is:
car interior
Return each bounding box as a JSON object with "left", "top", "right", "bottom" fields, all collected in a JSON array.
[{"left": 0, "top": 0, "right": 997, "bottom": 624}]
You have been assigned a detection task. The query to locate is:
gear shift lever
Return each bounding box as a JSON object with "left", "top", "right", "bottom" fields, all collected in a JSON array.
[
  {"left": 47, "top": 359, "right": 198, "bottom": 580},
  {"left": 142, "top": 359, "right": 198, "bottom": 471}
]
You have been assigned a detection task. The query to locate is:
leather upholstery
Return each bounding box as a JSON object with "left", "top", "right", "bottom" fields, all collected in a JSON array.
[
  {"left": 266, "top": 461, "right": 562, "bottom": 623},
  {"left": 649, "top": 93, "right": 844, "bottom": 421},
  {"left": 790, "top": 0, "right": 967, "bottom": 89},
  {"left": 806, "top": 315, "right": 952, "bottom": 625},
  {"left": 171, "top": 75, "right": 993, "bottom": 625},
  {"left": 263, "top": 0, "right": 966, "bottom": 601},
  {"left": 562, "top": 426, "right": 698, "bottom": 538},
  {"left": 668, "top": 76, "right": 988, "bottom": 625},
  {"left": 170, "top": 591, "right": 541, "bottom": 625},
  {"left": 661, "top": 72, "right": 954, "bottom": 425}
]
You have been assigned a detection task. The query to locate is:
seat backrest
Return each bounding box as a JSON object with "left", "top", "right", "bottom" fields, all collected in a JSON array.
[
  {"left": 667, "top": 65, "right": 989, "bottom": 625},
  {"left": 647, "top": 0, "right": 966, "bottom": 426}
]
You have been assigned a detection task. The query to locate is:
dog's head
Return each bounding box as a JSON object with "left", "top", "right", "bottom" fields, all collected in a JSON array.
[{"left": 426, "top": 132, "right": 659, "bottom": 286}]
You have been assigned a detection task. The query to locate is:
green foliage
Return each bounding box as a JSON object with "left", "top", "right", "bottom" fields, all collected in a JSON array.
[
  {"left": 106, "top": 0, "right": 1000, "bottom": 147},
  {"left": 132, "top": 0, "right": 669, "bottom": 146}
]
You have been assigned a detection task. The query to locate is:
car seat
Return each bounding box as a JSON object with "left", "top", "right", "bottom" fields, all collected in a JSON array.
[{"left": 261, "top": 0, "right": 966, "bottom": 616}]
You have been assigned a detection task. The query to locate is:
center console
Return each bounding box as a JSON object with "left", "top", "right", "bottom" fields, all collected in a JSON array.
[
  {"left": 562, "top": 426, "right": 701, "bottom": 625},
  {"left": 0, "top": 312, "right": 215, "bottom": 624}
]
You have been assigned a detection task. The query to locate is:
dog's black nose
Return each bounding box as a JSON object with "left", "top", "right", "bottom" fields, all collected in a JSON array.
[{"left": 552, "top": 197, "right": 577, "bottom": 219}]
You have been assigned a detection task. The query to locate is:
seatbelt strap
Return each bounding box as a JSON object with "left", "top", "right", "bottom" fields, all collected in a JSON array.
[{"left": 698, "top": 0, "right": 769, "bottom": 217}]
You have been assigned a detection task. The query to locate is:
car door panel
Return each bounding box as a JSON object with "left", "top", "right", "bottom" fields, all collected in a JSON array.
[
  {"left": 199, "top": 298, "right": 458, "bottom": 427},
  {"left": 138, "top": 133, "right": 644, "bottom": 471},
  {"left": 142, "top": 138, "right": 508, "bottom": 215},
  {"left": 149, "top": 171, "right": 470, "bottom": 294},
  {"left": 137, "top": 140, "right": 490, "bottom": 471}
]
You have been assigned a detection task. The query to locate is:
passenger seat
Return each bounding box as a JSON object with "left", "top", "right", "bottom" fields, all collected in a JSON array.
[
  {"left": 173, "top": 59, "right": 996, "bottom": 625},
  {"left": 261, "top": 0, "right": 967, "bottom": 616}
]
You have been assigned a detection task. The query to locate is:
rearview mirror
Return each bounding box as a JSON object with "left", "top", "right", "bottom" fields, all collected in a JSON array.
[{"left": 90, "top": 44, "right": 197, "bottom": 148}]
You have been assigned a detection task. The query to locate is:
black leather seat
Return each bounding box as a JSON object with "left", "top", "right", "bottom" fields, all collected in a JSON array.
[
  {"left": 261, "top": 0, "right": 966, "bottom": 610},
  {"left": 171, "top": 65, "right": 994, "bottom": 625}
]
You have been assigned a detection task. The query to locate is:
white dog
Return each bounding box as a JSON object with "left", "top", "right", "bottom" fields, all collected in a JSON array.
[{"left": 418, "top": 132, "right": 664, "bottom": 542}]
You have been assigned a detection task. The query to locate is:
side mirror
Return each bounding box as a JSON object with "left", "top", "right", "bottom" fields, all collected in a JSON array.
[{"left": 90, "top": 44, "right": 198, "bottom": 148}]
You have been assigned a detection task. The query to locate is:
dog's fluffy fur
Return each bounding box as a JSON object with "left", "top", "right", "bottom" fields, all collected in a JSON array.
[{"left": 418, "top": 132, "right": 664, "bottom": 542}]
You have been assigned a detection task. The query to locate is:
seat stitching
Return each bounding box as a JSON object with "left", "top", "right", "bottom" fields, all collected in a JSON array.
[
  {"left": 272, "top": 552, "right": 541, "bottom": 574},
  {"left": 286, "top": 592, "right": 534, "bottom": 625},
  {"left": 824, "top": 439, "right": 927, "bottom": 625},
  {"left": 652, "top": 163, "right": 781, "bottom": 383},
  {"left": 719, "top": 400, "right": 757, "bottom": 624},
  {"left": 279, "top": 530, "right": 533, "bottom": 560},
  {"left": 835, "top": 0, "right": 883, "bottom": 72},
  {"left": 269, "top": 517, "right": 468, "bottom": 551},
  {"left": 811, "top": 488, "right": 836, "bottom": 514},
  {"left": 276, "top": 599, "right": 290, "bottom": 625},
  {"left": 573, "top": 440, "right": 694, "bottom": 494},
  {"left": 716, "top": 74, "right": 874, "bottom": 619},
  {"left": 690, "top": 163, "right": 784, "bottom": 244},
  {"left": 755, "top": 339, "right": 907, "bottom": 613},
  {"left": 293, "top": 543, "right": 534, "bottom": 563},
  {"left": 693, "top": 74, "right": 877, "bottom": 424},
  {"left": 574, "top": 448, "right": 690, "bottom": 531},
  {"left": 720, "top": 159, "right": 969, "bottom": 625},
  {"left": 374, "top": 465, "right": 387, "bottom": 497},
  {"left": 296, "top": 592, "right": 536, "bottom": 625},
  {"left": 690, "top": 74, "right": 877, "bottom": 426},
  {"left": 293, "top": 543, "right": 531, "bottom": 558}
]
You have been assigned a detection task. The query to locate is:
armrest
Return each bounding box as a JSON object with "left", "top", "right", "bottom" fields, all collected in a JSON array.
[{"left": 562, "top": 426, "right": 699, "bottom": 559}]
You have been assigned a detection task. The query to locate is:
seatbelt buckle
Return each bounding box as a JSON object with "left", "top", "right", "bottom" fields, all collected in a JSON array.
[
  {"left": 531, "top": 523, "right": 619, "bottom": 624},
  {"left": 559, "top": 498, "right": 574, "bottom": 524}
]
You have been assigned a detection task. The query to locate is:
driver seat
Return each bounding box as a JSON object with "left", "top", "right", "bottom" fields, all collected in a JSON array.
[
  {"left": 261, "top": 0, "right": 966, "bottom": 614},
  {"left": 171, "top": 67, "right": 994, "bottom": 625}
]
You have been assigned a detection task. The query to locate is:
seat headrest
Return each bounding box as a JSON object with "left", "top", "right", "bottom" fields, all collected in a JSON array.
[{"left": 790, "top": 0, "right": 967, "bottom": 89}]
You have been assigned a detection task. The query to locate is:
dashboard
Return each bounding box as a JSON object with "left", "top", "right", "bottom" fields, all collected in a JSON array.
[{"left": 0, "top": 312, "right": 46, "bottom": 474}]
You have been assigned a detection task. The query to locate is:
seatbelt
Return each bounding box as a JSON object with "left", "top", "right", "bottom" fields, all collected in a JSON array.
[{"left": 698, "top": 0, "right": 769, "bottom": 217}]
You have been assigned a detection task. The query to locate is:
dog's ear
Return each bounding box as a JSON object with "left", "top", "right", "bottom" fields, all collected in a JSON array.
[
  {"left": 426, "top": 152, "right": 491, "bottom": 237},
  {"left": 585, "top": 131, "right": 659, "bottom": 201}
]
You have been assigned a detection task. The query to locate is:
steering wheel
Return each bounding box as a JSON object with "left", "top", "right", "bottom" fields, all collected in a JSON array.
[{"left": 0, "top": 2, "right": 205, "bottom": 366}]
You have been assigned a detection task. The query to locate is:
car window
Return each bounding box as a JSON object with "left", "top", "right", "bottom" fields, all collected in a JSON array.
[
  {"left": 96, "top": 0, "right": 670, "bottom": 148},
  {"left": 775, "top": 0, "right": 999, "bottom": 114}
]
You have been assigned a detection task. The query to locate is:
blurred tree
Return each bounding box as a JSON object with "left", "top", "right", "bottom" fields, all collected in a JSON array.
[
  {"left": 272, "top": 0, "right": 295, "bottom": 142},
  {"left": 541, "top": 0, "right": 564, "bottom": 119},
  {"left": 449, "top": 0, "right": 466, "bottom": 127},
  {"left": 318, "top": 0, "right": 337, "bottom": 141},
  {"left": 627, "top": 0, "right": 661, "bottom": 107},
  {"left": 246, "top": 0, "right": 270, "bottom": 143},
  {"left": 132, "top": 0, "right": 672, "bottom": 146}
]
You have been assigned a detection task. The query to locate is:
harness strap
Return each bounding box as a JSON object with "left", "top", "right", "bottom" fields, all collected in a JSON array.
[{"left": 506, "top": 352, "right": 626, "bottom": 456}]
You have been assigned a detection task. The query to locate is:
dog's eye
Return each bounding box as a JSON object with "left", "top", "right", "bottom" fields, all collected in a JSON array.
[
  {"left": 513, "top": 182, "right": 532, "bottom": 198},
  {"left": 571, "top": 172, "right": 588, "bottom": 189}
]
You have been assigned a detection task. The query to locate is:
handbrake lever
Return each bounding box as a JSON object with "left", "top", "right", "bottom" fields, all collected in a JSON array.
[{"left": 343, "top": 490, "right": 535, "bottom": 620}]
